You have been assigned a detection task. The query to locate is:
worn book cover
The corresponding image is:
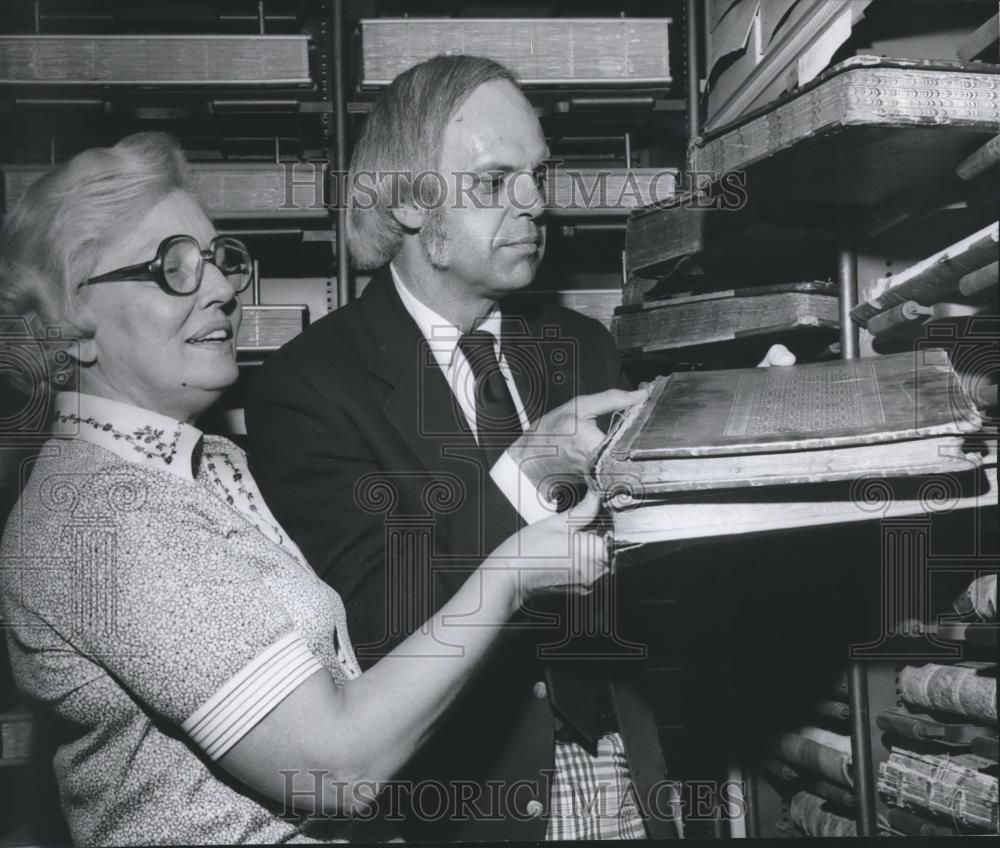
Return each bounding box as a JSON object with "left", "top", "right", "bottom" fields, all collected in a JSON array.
[
  {"left": 592, "top": 348, "right": 990, "bottom": 545},
  {"left": 611, "top": 283, "right": 839, "bottom": 356},
  {"left": 597, "top": 349, "right": 980, "bottom": 463}
]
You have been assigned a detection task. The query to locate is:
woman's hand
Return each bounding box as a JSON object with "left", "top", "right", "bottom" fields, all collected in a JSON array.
[
  {"left": 485, "top": 490, "right": 610, "bottom": 607},
  {"left": 757, "top": 343, "right": 796, "bottom": 367}
]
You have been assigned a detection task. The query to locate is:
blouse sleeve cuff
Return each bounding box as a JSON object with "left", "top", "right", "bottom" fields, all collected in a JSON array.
[{"left": 181, "top": 630, "right": 324, "bottom": 761}]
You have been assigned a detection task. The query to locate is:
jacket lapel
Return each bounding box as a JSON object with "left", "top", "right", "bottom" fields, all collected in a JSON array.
[{"left": 361, "top": 270, "right": 480, "bottom": 472}]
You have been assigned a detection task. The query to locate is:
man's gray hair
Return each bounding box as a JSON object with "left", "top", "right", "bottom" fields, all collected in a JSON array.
[{"left": 346, "top": 55, "right": 520, "bottom": 270}]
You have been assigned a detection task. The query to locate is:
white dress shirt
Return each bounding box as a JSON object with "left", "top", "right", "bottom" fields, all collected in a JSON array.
[{"left": 390, "top": 264, "right": 557, "bottom": 524}]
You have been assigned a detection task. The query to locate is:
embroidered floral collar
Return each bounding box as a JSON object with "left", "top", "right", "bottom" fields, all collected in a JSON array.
[{"left": 52, "top": 393, "right": 204, "bottom": 482}]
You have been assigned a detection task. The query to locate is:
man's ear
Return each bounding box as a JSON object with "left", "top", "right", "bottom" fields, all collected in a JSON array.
[{"left": 389, "top": 202, "right": 426, "bottom": 231}]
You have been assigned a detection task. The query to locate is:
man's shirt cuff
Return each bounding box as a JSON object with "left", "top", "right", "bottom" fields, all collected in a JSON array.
[{"left": 490, "top": 450, "right": 559, "bottom": 525}]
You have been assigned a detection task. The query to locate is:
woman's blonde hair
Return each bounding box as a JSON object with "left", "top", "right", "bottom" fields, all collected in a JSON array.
[{"left": 0, "top": 132, "right": 190, "bottom": 394}]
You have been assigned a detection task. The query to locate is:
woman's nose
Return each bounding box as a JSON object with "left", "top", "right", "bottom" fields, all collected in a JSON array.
[{"left": 199, "top": 260, "right": 238, "bottom": 305}]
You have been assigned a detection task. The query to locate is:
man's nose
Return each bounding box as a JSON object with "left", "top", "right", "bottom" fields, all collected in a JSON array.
[{"left": 510, "top": 171, "right": 545, "bottom": 217}]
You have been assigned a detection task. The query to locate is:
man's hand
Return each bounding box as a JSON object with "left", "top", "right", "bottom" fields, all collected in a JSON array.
[
  {"left": 507, "top": 387, "right": 649, "bottom": 489},
  {"left": 757, "top": 343, "right": 796, "bottom": 368}
]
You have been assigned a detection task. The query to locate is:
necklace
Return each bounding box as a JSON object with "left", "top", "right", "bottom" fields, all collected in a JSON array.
[{"left": 55, "top": 411, "right": 183, "bottom": 465}]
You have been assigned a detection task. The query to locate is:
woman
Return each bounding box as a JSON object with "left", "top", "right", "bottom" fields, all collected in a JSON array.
[{"left": 0, "top": 132, "right": 609, "bottom": 845}]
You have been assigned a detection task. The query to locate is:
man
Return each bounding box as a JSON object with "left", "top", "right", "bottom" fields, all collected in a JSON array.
[{"left": 246, "top": 55, "right": 678, "bottom": 841}]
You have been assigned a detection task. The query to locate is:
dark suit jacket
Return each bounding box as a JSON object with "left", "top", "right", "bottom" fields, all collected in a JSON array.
[{"left": 245, "top": 269, "right": 675, "bottom": 840}]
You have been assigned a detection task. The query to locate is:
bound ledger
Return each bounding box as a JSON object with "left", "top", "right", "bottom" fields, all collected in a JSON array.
[{"left": 591, "top": 350, "right": 993, "bottom": 546}]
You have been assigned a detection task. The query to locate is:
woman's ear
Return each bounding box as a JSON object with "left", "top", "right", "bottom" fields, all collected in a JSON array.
[
  {"left": 73, "top": 335, "right": 98, "bottom": 366},
  {"left": 64, "top": 286, "right": 98, "bottom": 365}
]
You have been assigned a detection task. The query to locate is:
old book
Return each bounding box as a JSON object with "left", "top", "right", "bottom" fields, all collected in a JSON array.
[
  {"left": 899, "top": 663, "right": 997, "bottom": 726},
  {"left": 611, "top": 283, "right": 839, "bottom": 356},
  {"left": 597, "top": 350, "right": 981, "bottom": 462},
  {"left": 237, "top": 276, "right": 309, "bottom": 355},
  {"left": 0, "top": 35, "right": 311, "bottom": 86},
  {"left": 598, "top": 435, "right": 972, "bottom": 496},
  {"left": 625, "top": 197, "right": 834, "bottom": 280},
  {"left": 953, "top": 574, "right": 997, "bottom": 621},
  {"left": 706, "top": 0, "right": 874, "bottom": 130},
  {"left": 593, "top": 350, "right": 990, "bottom": 545},
  {"left": 692, "top": 57, "right": 1000, "bottom": 206},
  {"left": 790, "top": 791, "right": 857, "bottom": 837},
  {"left": 3, "top": 162, "right": 327, "bottom": 220},
  {"left": 775, "top": 734, "right": 853, "bottom": 788},
  {"left": 607, "top": 463, "right": 996, "bottom": 547},
  {"left": 359, "top": 18, "right": 672, "bottom": 87},
  {"left": 546, "top": 168, "right": 678, "bottom": 217},
  {"left": 878, "top": 748, "right": 998, "bottom": 832},
  {"left": 851, "top": 222, "right": 999, "bottom": 327}
]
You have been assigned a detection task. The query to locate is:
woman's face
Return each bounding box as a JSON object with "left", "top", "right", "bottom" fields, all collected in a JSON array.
[{"left": 77, "top": 190, "right": 242, "bottom": 422}]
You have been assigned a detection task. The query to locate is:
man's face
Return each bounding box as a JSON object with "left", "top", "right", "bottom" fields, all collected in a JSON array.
[{"left": 424, "top": 79, "right": 549, "bottom": 300}]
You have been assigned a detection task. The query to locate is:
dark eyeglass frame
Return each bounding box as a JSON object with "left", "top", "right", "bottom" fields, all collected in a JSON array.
[{"left": 78, "top": 234, "right": 254, "bottom": 296}]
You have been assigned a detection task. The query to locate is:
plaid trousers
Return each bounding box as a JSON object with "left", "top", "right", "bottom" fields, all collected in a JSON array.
[{"left": 546, "top": 732, "right": 648, "bottom": 840}]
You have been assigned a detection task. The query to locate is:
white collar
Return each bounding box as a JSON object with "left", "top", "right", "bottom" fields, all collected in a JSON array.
[
  {"left": 389, "top": 262, "right": 503, "bottom": 372},
  {"left": 52, "top": 393, "right": 204, "bottom": 482}
]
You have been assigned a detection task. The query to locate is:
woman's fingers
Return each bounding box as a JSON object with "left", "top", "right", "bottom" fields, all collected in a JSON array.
[{"left": 567, "top": 488, "right": 602, "bottom": 525}]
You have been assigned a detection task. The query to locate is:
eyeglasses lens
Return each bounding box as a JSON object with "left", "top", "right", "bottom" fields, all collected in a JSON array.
[
  {"left": 161, "top": 238, "right": 252, "bottom": 294},
  {"left": 162, "top": 239, "right": 203, "bottom": 294},
  {"left": 215, "top": 239, "right": 253, "bottom": 293}
]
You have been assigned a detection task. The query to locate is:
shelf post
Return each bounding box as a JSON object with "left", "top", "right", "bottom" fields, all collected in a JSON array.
[
  {"left": 331, "top": 0, "right": 351, "bottom": 307},
  {"left": 837, "top": 225, "right": 859, "bottom": 360},
  {"left": 685, "top": 0, "right": 701, "bottom": 144},
  {"left": 839, "top": 218, "right": 874, "bottom": 834},
  {"left": 848, "top": 663, "right": 878, "bottom": 836}
]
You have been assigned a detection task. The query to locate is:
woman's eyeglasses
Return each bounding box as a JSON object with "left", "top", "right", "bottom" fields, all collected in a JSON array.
[{"left": 79, "top": 235, "right": 254, "bottom": 296}]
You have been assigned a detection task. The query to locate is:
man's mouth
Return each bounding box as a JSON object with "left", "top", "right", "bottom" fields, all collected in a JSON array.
[{"left": 502, "top": 236, "right": 540, "bottom": 249}]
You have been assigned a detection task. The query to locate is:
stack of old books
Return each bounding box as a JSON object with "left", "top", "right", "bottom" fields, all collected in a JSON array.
[
  {"left": 358, "top": 17, "right": 672, "bottom": 88},
  {"left": 0, "top": 34, "right": 312, "bottom": 87},
  {"left": 692, "top": 55, "right": 1000, "bottom": 207},
  {"left": 704, "top": 0, "right": 998, "bottom": 132},
  {"left": 591, "top": 350, "right": 994, "bottom": 547},
  {"left": 619, "top": 196, "right": 840, "bottom": 361},
  {"left": 3, "top": 162, "right": 328, "bottom": 220}
]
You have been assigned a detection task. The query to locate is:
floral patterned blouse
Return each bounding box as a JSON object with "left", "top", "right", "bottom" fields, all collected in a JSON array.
[{"left": 0, "top": 394, "right": 370, "bottom": 845}]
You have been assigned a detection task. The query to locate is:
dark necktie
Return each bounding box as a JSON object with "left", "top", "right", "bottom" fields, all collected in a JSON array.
[
  {"left": 456, "top": 330, "right": 523, "bottom": 465},
  {"left": 190, "top": 436, "right": 204, "bottom": 479}
]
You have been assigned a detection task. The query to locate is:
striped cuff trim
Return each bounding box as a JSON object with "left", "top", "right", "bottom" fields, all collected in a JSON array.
[{"left": 182, "top": 631, "right": 323, "bottom": 761}]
